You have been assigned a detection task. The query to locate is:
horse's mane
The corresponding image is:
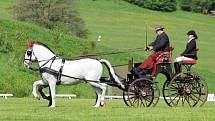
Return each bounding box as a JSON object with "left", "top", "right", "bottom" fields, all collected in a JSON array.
[{"left": 34, "top": 41, "right": 55, "bottom": 54}]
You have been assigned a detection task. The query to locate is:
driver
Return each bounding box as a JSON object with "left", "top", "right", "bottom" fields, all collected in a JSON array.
[{"left": 131, "top": 25, "right": 170, "bottom": 77}]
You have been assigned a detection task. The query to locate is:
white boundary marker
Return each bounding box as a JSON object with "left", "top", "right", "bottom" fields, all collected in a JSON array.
[
  {"left": 0, "top": 94, "right": 13, "bottom": 99},
  {"left": 0, "top": 93, "right": 213, "bottom": 101},
  {"left": 45, "top": 94, "right": 77, "bottom": 99},
  {"left": 105, "top": 96, "right": 179, "bottom": 100},
  {"left": 207, "top": 94, "right": 215, "bottom": 101},
  {"left": 105, "top": 94, "right": 215, "bottom": 102},
  {"left": 105, "top": 95, "right": 125, "bottom": 100}
]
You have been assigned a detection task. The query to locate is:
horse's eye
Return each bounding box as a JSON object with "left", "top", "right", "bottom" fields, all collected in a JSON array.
[{"left": 27, "top": 51, "right": 32, "bottom": 56}]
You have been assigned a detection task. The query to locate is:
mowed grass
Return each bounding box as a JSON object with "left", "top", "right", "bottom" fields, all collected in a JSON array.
[
  {"left": 0, "top": 0, "right": 215, "bottom": 95},
  {"left": 0, "top": 98, "right": 215, "bottom": 121}
]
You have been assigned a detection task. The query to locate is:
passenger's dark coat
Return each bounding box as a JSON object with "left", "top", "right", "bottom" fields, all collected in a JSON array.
[{"left": 181, "top": 39, "right": 198, "bottom": 60}]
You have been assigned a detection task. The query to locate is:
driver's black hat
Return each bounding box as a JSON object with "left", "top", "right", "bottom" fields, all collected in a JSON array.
[{"left": 155, "top": 25, "right": 164, "bottom": 32}]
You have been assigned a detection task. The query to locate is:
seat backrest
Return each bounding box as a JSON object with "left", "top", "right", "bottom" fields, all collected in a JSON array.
[{"left": 155, "top": 52, "right": 172, "bottom": 64}]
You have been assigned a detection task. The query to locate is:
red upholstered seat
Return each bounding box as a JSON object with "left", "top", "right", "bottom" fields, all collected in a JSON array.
[{"left": 182, "top": 60, "right": 197, "bottom": 65}]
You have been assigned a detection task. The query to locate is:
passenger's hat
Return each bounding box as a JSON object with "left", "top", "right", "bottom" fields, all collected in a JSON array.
[
  {"left": 187, "top": 30, "right": 198, "bottom": 39},
  {"left": 155, "top": 25, "right": 164, "bottom": 32}
]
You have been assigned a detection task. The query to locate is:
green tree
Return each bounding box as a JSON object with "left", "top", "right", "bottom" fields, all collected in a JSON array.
[{"left": 14, "top": 0, "right": 88, "bottom": 38}]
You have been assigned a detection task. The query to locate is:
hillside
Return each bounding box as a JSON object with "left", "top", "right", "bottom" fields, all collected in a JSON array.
[
  {"left": 78, "top": 0, "right": 215, "bottom": 92},
  {"left": 0, "top": 0, "right": 215, "bottom": 97}
]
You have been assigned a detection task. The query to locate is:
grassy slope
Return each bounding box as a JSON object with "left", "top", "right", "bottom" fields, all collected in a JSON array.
[
  {"left": 0, "top": 0, "right": 215, "bottom": 96},
  {"left": 0, "top": 17, "right": 96, "bottom": 97},
  {"left": 0, "top": 98, "right": 215, "bottom": 121},
  {"left": 78, "top": 0, "right": 215, "bottom": 92},
  {"left": 0, "top": 0, "right": 99, "bottom": 97}
]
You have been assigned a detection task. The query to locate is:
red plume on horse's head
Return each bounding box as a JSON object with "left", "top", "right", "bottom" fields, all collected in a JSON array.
[{"left": 28, "top": 39, "right": 34, "bottom": 48}]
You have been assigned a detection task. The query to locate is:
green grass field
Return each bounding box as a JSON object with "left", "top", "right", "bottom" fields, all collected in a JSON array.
[
  {"left": 0, "top": 98, "right": 215, "bottom": 121},
  {"left": 0, "top": 0, "right": 215, "bottom": 97},
  {"left": 1, "top": 0, "right": 215, "bottom": 120}
]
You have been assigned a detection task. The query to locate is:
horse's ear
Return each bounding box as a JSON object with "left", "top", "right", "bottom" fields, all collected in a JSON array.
[{"left": 28, "top": 39, "right": 34, "bottom": 48}]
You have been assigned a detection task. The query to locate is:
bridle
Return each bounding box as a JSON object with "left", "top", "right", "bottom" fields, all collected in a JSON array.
[
  {"left": 24, "top": 48, "right": 37, "bottom": 63},
  {"left": 24, "top": 47, "right": 56, "bottom": 71}
]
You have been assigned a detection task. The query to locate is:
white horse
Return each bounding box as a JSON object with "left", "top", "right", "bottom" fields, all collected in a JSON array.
[{"left": 23, "top": 40, "right": 124, "bottom": 108}]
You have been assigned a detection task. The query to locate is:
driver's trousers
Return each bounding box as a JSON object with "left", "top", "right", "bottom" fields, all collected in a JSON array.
[{"left": 139, "top": 52, "right": 160, "bottom": 70}]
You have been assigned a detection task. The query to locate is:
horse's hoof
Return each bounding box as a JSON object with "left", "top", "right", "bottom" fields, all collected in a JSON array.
[
  {"left": 93, "top": 105, "right": 100, "bottom": 108},
  {"left": 48, "top": 101, "right": 52, "bottom": 107},
  {"left": 49, "top": 106, "right": 56, "bottom": 108},
  {"left": 100, "top": 102, "right": 105, "bottom": 107},
  {"left": 36, "top": 96, "right": 40, "bottom": 100}
]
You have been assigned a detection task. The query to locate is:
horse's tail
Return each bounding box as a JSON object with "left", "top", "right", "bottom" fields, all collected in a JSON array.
[{"left": 99, "top": 59, "right": 124, "bottom": 89}]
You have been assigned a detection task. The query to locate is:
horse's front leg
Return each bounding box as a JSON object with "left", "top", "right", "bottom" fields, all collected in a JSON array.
[
  {"left": 32, "top": 80, "right": 46, "bottom": 100},
  {"left": 38, "top": 85, "right": 50, "bottom": 100},
  {"left": 48, "top": 78, "right": 57, "bottom": 108}
]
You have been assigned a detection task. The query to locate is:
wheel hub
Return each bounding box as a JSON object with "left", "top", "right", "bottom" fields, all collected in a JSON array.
[
  {"left": 140, "top": 90, "right": 147, "bottom": 97},
  {"left": 178, "top": 87, "right": 192, "bottom": 95}
]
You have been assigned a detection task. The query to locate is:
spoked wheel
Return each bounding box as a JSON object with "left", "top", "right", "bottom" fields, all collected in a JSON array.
[
  {"left": 122, "top": 81, "right": 132, "bottom": 106},
  {"left": 190, "top": 72, "right": 208, "bottom": 107},
  {"left": 123, "top": 90, "right": 130, "bottom": 106},
  {"left": 127, "top": 78, "right": 160, "bottom": 107},
  {"left": 168, "top": 72, "right": 208, "bottom": 107},
  {"left": 163, "top": 80, "right": 174, "bottom": 107}
]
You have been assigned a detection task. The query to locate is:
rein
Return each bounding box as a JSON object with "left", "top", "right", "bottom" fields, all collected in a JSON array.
[
  {"left": 25, "top": 53, "right": 57, "bottom": 72},
  {"left": 78, "top": 47, "right": 145, "bottom": 58}
]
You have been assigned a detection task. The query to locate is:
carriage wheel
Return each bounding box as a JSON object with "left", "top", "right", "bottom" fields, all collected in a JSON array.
[
  {"left": 190, "top": 72, "right": 208, "bottom": 107},
  {"left": 123, "top": 90, "right": 130, "bottom": 106},
  {"left": 163, "top": 80, "right": 174, "bottom": 107},
  {"left": 168, "top": 72, "right": 208, "bottom": 107},
  {"left": 128, "top": 78, "right": 159, "bottom": 107}
]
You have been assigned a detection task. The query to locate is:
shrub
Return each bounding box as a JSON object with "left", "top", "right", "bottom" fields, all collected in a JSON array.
[
  {"left": 14, "top": 0, "right": 88, "bottom": 38},
  {"left": 125, "top": 0, "right": 177, "bottom": 12},
  {"left": 180, "top": 0, "right": 215, "bottom": 14},
  {"left": 180, "top": 0, "right": 192, "bottom": 11}
]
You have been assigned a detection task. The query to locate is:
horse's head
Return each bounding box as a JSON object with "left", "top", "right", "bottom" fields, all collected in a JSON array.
[
  {"left": 23, "top": 40, "right": 37, "bottom": 68},
  {"left": 24, "top": 40, "right": 56, "bottom": 69}
]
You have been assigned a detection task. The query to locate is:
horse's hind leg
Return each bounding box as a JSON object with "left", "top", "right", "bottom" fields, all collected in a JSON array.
[
  {"left": 89, "top": 82, "right": 107, "bottom": 107},
  {"left": 100, "top": 83, "right": 107, "bottom": 106},
  {"left": 92, "top": 86, "right": 102, "bottom": 107}
]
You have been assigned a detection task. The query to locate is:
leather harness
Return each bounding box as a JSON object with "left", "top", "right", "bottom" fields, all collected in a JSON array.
[{"left": 39, "top": 57, "right": 65, "bottom": 85}]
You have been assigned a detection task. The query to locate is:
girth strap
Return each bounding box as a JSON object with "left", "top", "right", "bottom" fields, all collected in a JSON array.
[
  {"left": 57, "top": 59, "right": 65, "bottom": 85},
  {"left": 39, "top": 59, "right": 65, "bottom": 85}
]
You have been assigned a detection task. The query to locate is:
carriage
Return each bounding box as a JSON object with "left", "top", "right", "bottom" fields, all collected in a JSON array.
[
  {"left": 100, "top": 47, "right": 208, "bottom": 107},
  {"left": 24, "top": 41, "right": 208, "bottom": 108}
]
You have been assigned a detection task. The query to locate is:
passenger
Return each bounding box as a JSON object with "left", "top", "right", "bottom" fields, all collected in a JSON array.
[
  {"left": 131, "top": 25, "right": 170, "bottom": 77},
  {"left": 174, "top": 30, "right": 198, "bottom": 74}
]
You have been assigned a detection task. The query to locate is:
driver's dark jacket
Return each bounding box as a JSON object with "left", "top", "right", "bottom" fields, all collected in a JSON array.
[
  {"left": 138, "top": 32, "right": 170, "bottom": 70},
  {"left": 149, "top": 32, "right": 170, "bottom": 52}
]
